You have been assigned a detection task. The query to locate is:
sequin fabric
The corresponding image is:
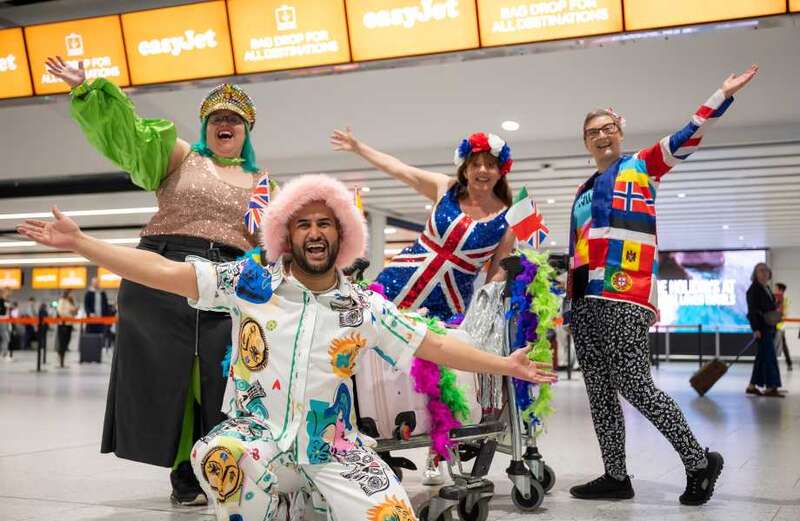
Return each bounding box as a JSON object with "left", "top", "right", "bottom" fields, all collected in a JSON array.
[
  {"left": 375, "top": 185, "right": 508, "bottom": 322},
  {"left": 141, "top": 152, "right": 259, "bottom": 252}
]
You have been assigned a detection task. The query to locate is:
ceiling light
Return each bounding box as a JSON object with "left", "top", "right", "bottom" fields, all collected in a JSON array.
[
  {"left": 384, "top": 248, "right": 402, "bottom": 256},
  {"left": 501, "top": 120, "right": 520, "bottom": 131},
  {"left": 0, "top": 207, "right": 158, "bottom": 221},
  {"left": 722, "top": 225, "right": 729, "bottom": 230},
  {"left": 360, "top": 186, "right": 371, "bottom": 193},
  {"left": 549, "top": 240, "right": 557, "bottom": 246},
  {"left": 739, "top": 235, "right": 745, "bottom": 240},
  {"left": 0, "top": 256, "right": 89, "bottom": 266},
  {"left": 425, "top": 204, "right": 432, "bottom": 210},
  {"left": 677, "top": 193, "right": 686, "bottom": 198},
  {"left": 0, "top": 238, "right": 140, "bottom": 248},
  {"left": 546, "top": 199, "right": 555, "bottom": 204},
  {"left": 384, "top": 227, "right": 397, "bottom": 235}
]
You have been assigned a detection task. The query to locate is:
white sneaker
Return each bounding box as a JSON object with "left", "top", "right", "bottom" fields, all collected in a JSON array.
[{"left": 422, "top": 455, "right": 446, "bottom": 486}]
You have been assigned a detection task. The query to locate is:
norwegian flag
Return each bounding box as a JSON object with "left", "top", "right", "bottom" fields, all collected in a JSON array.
[{"left": 244, "top": 174, "right": 271, "bottom": 234}]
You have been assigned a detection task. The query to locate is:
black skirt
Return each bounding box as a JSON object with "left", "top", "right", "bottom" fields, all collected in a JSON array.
[{"left": 101, "top": 235, "right": 246, "bottom": 467}]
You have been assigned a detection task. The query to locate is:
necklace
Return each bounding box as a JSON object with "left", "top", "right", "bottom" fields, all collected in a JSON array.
[{"left": 211, "top": 153, "right": 245, "bottom": 167}]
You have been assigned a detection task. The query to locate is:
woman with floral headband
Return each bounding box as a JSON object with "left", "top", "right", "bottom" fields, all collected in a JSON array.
[
  {"left": 566, "top": 65, "right": 758, "bottom": 506},
  {"left": 331, "top": 128, "right": 517, "bottom": 483},
  {"left": 45, "top": 57, "right": 273, "bottom": 506}
]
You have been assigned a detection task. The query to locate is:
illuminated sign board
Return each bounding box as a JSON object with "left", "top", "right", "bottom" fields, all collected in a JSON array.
[
  {"left": 0, "top": 28, "right": 33, "bottom": 99},
  {"left": 32, "top": 268, "right": 59, "bottom": 289},
  {"left": 228, "top": 0, "right": 351, "bottom": 73},
  {"left": 59, "top": 266, "right": 87, "bottom": 289},
  {"left": 624, "top": 0, "right": 786, "bottom": 31},
  {"left": 97, "top": 267, "right": 122, "bottom": 289},
  {"left": 0, "top": 268, "right": 22, "bottom": 289},
  {"left": 791, "top": 0, "right": 800, "bottom": 12},
  {"left": 24, "top": 15, "right": 129, "bottom": 95},
  {"left": 345, "top": 0, "right": 480, "bottom": 61},
  {"left": 477, "top": 0, "right": 623, "bottom": 47},
  {"left": 121, "top": 1, "right": 234, "bottom": 85}
]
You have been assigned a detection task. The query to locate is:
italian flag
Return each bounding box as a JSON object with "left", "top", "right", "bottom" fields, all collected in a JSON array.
[{"left": 506, "top": 187, "right": 549, "bottom": 245}]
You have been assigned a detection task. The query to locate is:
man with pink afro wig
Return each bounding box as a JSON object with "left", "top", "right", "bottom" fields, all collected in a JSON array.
[{"left": 17, "top": 175, "right": 555, "bottom": 521}]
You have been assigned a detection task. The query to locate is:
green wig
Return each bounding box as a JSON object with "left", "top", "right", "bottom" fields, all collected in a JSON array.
[{"left": 192, "top": 119, "right": 260, "bottom": 173}]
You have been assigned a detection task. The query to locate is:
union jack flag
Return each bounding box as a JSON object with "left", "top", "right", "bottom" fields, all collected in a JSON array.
[
  {"left": 387, "top": 213, "right": 496, "bottom": 315},
  {"left": 244, "top": 174, "right": 271, "bottom": 234}
]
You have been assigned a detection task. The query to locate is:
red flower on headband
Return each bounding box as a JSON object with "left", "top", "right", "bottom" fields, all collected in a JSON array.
[
  {"left": 500, "top": 159, "right": 513, "bottom": 175},
  {"left": 468, "top": 132, "right": 490, "bottom": 153}
]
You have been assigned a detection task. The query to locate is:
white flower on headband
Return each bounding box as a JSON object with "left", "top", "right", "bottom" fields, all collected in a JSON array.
[{"left": 488, "top": 133, "right": 505, "bottom": 155}]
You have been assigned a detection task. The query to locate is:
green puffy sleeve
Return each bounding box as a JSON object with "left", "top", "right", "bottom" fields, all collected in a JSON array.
[{"left": 70, "top": 78, "right": 178, "bottom": 191}]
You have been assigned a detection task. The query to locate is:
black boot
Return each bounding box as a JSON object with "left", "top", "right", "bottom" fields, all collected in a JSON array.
[
  {"left": 170, "top": 461, "right": 207, "bottom": 506},
  {"left": 679, "top": 450, "right": 724, "bottom": 506},
  {"left": 570, "top": 473, "right": 634, "bottom": 500}
]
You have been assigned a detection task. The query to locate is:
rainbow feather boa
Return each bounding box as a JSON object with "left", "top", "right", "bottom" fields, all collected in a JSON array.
[{"left": 507, "top": 250, "right": 559, "bottom": 431}]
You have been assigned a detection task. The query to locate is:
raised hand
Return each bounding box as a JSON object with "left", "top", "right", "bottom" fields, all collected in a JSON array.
[
  {"left": 16, "top": 207, "right": 82, "bottom": 250},
  {"left": 508, "top": 348, "right": 558, "bottom": 385},
  {"left": 722, "top": 64, "right": 758, "bottom": 98},
  {"left": 329, "top": 127, "right": 360, "bottom": 153},
  {"left": 45, "top": 56, "right": 86, "bottom": 89}
]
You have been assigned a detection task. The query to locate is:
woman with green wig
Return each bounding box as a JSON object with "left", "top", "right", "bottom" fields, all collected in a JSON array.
[{"left": 45, "top": 56, "right": 272, "bottom": 507}]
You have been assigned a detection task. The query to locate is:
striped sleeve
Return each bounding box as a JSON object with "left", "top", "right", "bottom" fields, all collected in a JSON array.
[{"left": 636, "top": 89, "right": 734, "bottom": 180}]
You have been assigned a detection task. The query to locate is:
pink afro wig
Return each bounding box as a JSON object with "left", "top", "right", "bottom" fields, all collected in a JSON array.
[{"left": 260, "top": 174, "right": 367, "bottom": 268}]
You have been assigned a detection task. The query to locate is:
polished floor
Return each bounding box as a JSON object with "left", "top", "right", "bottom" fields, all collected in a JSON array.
[{"left": 0, "top": 348, "right": 797, "bottom": 521}]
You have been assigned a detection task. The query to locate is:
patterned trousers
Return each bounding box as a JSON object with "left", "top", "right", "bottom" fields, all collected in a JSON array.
[
  {"left": 571, "top": 298, "right": 707, "bottom": 479},
  {"left": 191, "top": 416, "right": 418, "bottom": 521}
]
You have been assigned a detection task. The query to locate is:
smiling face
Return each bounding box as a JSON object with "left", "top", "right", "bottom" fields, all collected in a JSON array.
[
  {"left": 205, "top": 109, "right": 247, "bottom": 158},
  {"left": 583, "top": 114, "right": 623, "bottom": 169},
  {"left": 288, "top": 201, "right": 341, "bottom": 276},
  {"left": 462, "top": 151, "right": 502, "bottom": 195}
]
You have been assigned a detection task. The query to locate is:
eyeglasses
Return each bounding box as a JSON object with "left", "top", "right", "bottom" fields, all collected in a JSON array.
[
  {"left": 209, "top": 114, "right": 245, "bottom": 126},
  {"left": 584, "top": 123, "right": 619, "bottom": 139}
]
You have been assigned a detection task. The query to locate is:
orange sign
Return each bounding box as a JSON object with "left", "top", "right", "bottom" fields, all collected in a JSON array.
[
  {"left": 121, "top": 1, "right": 234, "bottom": 85},
  {"left": 791, "top": 0, "right": 800, "bottom": 12},
  {"left": 228, "top": 0, "right": 351, "bottom": 73},
  {"left": 32, "top": 268, "right": 59, "bottom": 289},
  {"left": 478, "top": 0, "right": 623, "bottom": 47},
  {"left": 0, "top": 268, "right": 22, "bottom": 289},
  {"left": 0, "top": 28, "right": 33, "bottom": 99},
  {"left": 58, "top": 266, "right": 87, "bottom": 289},
  {"left": 346, "top": 0, "right": 480, "bottom": 61},
  {"left": 24, "top": 15, "right": 129, "bottom": 95},
  {"left": 624, "top": 0, "right": 786, "bottom": 31},
  {"left": 97, "top": 267, "right": 122, "bottom": 289}
]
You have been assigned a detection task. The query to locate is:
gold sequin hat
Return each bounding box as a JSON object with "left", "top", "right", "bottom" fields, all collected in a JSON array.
[{"left": 199, "top": 83, "right": 256, "bottom": 129}]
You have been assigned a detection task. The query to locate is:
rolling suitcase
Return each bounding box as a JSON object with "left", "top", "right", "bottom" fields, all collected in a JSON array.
[
  {"left": 79, "top": 332, "right": 104, "bottom": 363},
  {"left": 690, "top": 338, "right": 756, "bottom": 396}
]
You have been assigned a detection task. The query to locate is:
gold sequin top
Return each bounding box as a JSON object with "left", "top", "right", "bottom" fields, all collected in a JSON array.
[{"left": 140, "top": 152, "right": 259, "bottom": 252}]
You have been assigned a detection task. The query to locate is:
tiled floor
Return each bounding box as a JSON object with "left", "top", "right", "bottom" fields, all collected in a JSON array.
[{"left": 1, "top": 349, "right": 797, "bottom": 520}]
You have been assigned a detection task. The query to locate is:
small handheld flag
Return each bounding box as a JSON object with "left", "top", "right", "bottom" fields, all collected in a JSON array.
[
  {"left": 244, "top": 174, "right": 271, "bottom": 234},
  {"left": 505, "top": 186, "right": 549, "bottom": 248}
]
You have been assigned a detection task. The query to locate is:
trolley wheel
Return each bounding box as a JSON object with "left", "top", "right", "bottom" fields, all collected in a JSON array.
[
  {"left": 390, "top": 465, "right": 403, "bottom": 482},
  {"left": 418, "top": 504, "right": 454, "bottom": 521},
  {"left": 539, "top": 464, "right": 556, "bottom": 493},
  {"left": 456, "top": 497, "right": 490, "bottom": 521},
  {"left": 511, "top": 478, "right": 545, "bottom": 511}
]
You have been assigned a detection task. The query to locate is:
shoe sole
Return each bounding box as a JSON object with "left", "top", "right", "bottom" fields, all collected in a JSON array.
[
  {"left": 170, "top": 493, "right": 208, "bottom": 507},
  {"left": 569, "top": 487, "right": 634, "bottom": 500},
  {"left": 680, "top": 455, "right": 724, "bottom": 506}
]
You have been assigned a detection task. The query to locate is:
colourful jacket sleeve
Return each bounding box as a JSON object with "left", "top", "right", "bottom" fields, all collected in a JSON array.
[
  {"left": 69, "top": 78, "right": 178, "bottom": 191},
  {"left": 636, "top": 89, "right": 734, "bottom": 181}
]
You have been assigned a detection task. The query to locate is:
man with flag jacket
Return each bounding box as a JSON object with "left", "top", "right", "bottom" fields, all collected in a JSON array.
[{"left": 565, "top": 66, "right": 758, "bottom": 506}]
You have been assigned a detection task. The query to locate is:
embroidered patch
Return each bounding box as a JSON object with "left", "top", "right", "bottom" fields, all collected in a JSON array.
[
  {"left": 366, "top": 496, "right": 416, "bottom": 521},
  {"left": 610, "top": 271, "right": 633, "bottom": 292},
  {"left": 331, "top": 293, "right": 369, "bottom": 328},
  {"left": 239, "top": 317, "right": 269, "bottom": 371},
  {"left": 201, "top": 446, "right": 243, "bottom": 503},
  {"left": 266, "top": 319, "right": 277, "bottom": 331},
  {"left": 338, "top": 449, "right": 390, "bottom": 497},
  {"left": 328, "top": 333, "right": 368, "bottom": 378},
  {"left": 235, "top": 258, "right": 273, "bottom": 304}
]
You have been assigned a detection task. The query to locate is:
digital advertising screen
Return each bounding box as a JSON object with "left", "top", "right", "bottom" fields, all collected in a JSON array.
[
  {"left": 656, "top": 249, "right": 767, "bottom": 333},
  {"left": 345, "top": 0, "right": 480, "bottom": 61},
  {"left": 0, "top": 28, "right": 33, "bottom": 99},
  {"left": 477, "top": 0, "right": 623, "bottom": 47},
  {"left": 0, "top": 268, "right": 22, "bottom": 289},
  {"left": 227, "top": 0, "right": 351, "bottom": 73},
  {"left": 623, "top": 0, "right": 786, "bottom": 31},
  {"left": 121, "top": 1, "right": 234, "bottom": 85},
  {"left": 24, "top": 15, "right": 129, "bottom": 95},
  {"left": 97, "top": 267, "right": 122, "bottom": 289}
]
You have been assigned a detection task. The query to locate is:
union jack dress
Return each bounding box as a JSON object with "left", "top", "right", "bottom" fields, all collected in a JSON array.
[{"left": 375, "top": 185, "right": 508, "bottom": 321}]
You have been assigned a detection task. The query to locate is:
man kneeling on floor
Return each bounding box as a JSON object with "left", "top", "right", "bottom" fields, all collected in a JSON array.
[{"left": 18, "top": 174, "right": 555, "bottom": 521}]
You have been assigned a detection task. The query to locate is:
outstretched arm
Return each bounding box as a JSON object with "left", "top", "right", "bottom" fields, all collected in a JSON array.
[
  {"left": 17, "top": 208, "right": 198, "bottom": 300},
  {"left": 637, "top": 65, "right": 758, "bottom": 180},
  {"left": 46, "top": 57, "right": 190, "bottom": 190},
  {"left": 415, "top": 330, "right": 556, "bottom": 385},
  {"left": 330, "top": 127, "right": 451, "bottom": 201}
]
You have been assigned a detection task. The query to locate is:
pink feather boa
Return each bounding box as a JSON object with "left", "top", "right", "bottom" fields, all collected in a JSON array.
[{"left": 411, "top": 358, "right": 462, "bottom": 459}]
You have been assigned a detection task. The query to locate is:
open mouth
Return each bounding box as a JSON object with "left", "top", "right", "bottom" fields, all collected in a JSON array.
[
  {"left": 475, "top": 176, "right": 491, "bottom": 183},
  {"left": 217, "top": 129, "right": 234, "bottom": 141},
  {"left": 305, "top": 242, "right": 328, "bottom": 261},
  {"left": 595, "top": 141, "right": 612, "bottom": 151}
]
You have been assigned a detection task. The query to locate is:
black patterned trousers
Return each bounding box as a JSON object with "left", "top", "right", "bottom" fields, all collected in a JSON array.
[{"left": 572, "top": 297, "right": 707, "bottom": 479}]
